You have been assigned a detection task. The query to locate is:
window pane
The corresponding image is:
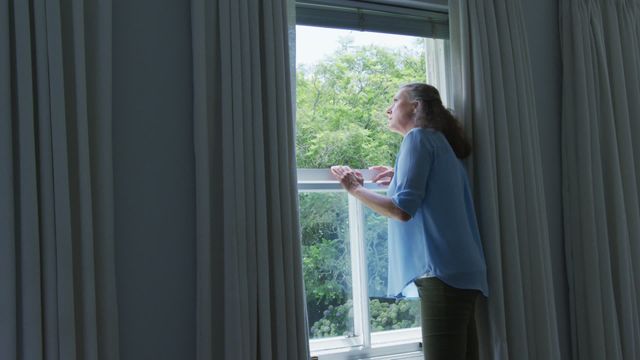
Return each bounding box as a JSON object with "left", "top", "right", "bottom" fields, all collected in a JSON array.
[
  {"left": 363, "top": 203, "right": 421, "bottom": 332},
  {"left": 295, "top": 25, "right": 427, "bottom": 169},
  {"left": 299, "top": 192, "right": 355, "bottom": 339}
]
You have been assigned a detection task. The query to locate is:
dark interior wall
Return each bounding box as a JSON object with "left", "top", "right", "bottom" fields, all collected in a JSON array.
[
  {"left": 113, "top": 0, "right": 196, "bottom": 359},
  {"left": 520, "top": 0, "right": 570, "bottom": 359}
]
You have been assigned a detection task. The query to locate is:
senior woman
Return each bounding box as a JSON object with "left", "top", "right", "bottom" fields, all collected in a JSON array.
[{"left": 330, "top": 83, "right": 488, "bottom": 360}]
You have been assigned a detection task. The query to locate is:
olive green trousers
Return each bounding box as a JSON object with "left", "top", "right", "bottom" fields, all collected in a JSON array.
[{"left": 414, "top": 277, "right": 481, "bottom": 360}]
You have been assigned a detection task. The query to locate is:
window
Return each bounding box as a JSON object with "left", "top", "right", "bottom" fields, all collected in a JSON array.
[{"left": 294, "top": 1, "right": 450, "bottom": 358}]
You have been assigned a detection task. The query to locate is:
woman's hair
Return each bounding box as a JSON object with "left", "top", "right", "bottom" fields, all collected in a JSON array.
[{"left": 400, "top": 83, "right": 471, "bottom": 159}]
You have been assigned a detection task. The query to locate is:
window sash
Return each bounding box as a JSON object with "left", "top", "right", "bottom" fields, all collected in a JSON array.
[{"left": 299, "top": 169, "right": 423, "bottom": 358}]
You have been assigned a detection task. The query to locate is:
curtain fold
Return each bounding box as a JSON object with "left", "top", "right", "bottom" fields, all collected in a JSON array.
[
  {"left": 449, "top": 0, "right": 562, "bottom": 358},
  {"left": 560, "top": 1, "right": 640, "bottom": 359},
  {"left": 192, "top": 0, "right": 309, "bottom": 359},
  {"left": 0, "top": 0, "right": 118, "bottom": 359}
]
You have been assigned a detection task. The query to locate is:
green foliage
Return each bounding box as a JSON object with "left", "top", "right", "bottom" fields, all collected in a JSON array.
[
  {"left": 297, "top": 35, "right": 427, "bottom": 339},
  {"left": 310, "top": 300, "right": 354, "bottom": 338},
  {"left": 369, "top": 299, "right": 421, "bottom": 331},
  {"left": 309, "top": 299, "right": 422, "bottom": 338},
  {"left": 300, "top": 193, "right": 350, "bottom": 308},
  {"left": 296, "top": 37, "right": 426, "bottom": 169},
  {"left": 303, "top": 237, "right": 350, "bottom": 305},
  {"left": 364, "top": 204, "right": 390, "bottom": 297}
]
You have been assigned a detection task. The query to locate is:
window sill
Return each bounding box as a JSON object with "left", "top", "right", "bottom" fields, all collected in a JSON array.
[{"left": 312, "top": 340, "right": 423, "bottom": 360}]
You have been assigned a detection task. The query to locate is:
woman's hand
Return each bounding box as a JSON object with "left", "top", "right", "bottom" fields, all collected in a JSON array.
[
  {"left": 369, "top": 165, "right": 394, "bottom": 186},
  {"left": 330, "top": 165, "right": 364, "bottom": 193},
  {"left": 332, "top": 165, "right": 410, "bottom": 222}
]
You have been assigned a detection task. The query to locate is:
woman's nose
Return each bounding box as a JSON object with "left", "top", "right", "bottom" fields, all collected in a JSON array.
[{"left": 386, "top": 107, "right": 392, "bottom": 115}]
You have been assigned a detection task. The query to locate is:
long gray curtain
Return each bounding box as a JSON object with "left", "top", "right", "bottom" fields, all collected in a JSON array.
[
  {"left": 560, "top": 1, "right": 640, "bottom": 359},
  {"left": 0, "top": 0, "right": 118, "bottom": 359},
  {"left": 449, "top": 0, "right": 562, "bottom": 358},
  {"left": 191, "top": 0, "right": 309, "bottom": 359}
]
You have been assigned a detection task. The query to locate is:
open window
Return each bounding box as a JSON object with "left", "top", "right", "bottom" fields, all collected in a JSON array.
[{"left": 294, "top": 1, "right": 450, "bottom": 358}]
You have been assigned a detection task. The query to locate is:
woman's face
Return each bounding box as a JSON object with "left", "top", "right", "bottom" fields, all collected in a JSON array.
[{"left": 386, "top": 89, "right": 417, "bottom": 135}]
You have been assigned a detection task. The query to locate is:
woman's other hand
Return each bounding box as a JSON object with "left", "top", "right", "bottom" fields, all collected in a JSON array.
[
  {"left": 330, "top": 165, "right": 364, "bottom": 192},
  {"left": 369, "top": 165, "right": 394, "bottom": 186}
]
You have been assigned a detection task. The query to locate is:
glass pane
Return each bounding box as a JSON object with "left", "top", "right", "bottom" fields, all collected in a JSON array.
[
  {"left": 299, "top": 191, "right": 355, "bottom": 339},
  {"left": 363, "top": 202, "right": 421, "bottom": 332},
  {"left": 295, "top": 25, "right": 427, "bottom": 170}
]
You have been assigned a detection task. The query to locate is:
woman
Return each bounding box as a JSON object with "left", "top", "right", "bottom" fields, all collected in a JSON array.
[{"left": 330, "top": 83, "right": 488, "bottom": 360}]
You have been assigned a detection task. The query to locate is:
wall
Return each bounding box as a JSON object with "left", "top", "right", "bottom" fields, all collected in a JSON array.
[
  {"left": 521, "top": 0, "right": 571, "bottom": 359},
  {"left": 113, "top": 0, "right": 196, "bottom": 359}
]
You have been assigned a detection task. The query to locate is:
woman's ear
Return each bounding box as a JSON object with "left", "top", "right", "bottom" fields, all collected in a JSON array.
[{"left": 412, "top": 100, "right": 420, "bottom": 113}]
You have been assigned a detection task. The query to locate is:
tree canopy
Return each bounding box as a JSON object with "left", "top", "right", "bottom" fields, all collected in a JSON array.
[{"left": 296, "top": 37, "right": 426, "bottom": 169}]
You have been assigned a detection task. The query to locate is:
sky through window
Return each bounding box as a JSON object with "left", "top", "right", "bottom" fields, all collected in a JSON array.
[{"left": 296, "top": 25, "right": 421, "bottom": 67}]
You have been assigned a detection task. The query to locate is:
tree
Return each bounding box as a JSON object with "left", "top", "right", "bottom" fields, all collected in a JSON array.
[
  {"left": 296, "top": 37, "right": 426, "bottom": 169},
  {"left": 297, "top": 36, "right": 425, "bottom": 339}
]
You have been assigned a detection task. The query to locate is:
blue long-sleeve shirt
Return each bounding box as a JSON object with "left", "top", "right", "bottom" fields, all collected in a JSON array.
[{"left": 386, "top": 127, "right": 488, "bottom": 298}]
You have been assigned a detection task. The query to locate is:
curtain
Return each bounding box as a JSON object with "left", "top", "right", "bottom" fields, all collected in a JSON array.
[
  {"left": 560, "top": 1, "right": 640, "bottom": 359},
  {"left": 449, "top": 0, "right": 562, "bottom": 358},
  {"left": 191, "top": 0, "right": 309, "bottom": 359},
  {"left": 0, "top": 0, "right": 118, "bottom": 359}
]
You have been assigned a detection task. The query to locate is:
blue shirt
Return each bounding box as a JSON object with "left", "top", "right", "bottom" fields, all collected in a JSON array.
[{"left": 386, "top": 128, "right": 488, "bottom": 298}]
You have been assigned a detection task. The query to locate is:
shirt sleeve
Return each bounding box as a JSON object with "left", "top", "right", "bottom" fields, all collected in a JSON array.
[{"left": 391, "top": 130, "right": 433, "bottom": 218}]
